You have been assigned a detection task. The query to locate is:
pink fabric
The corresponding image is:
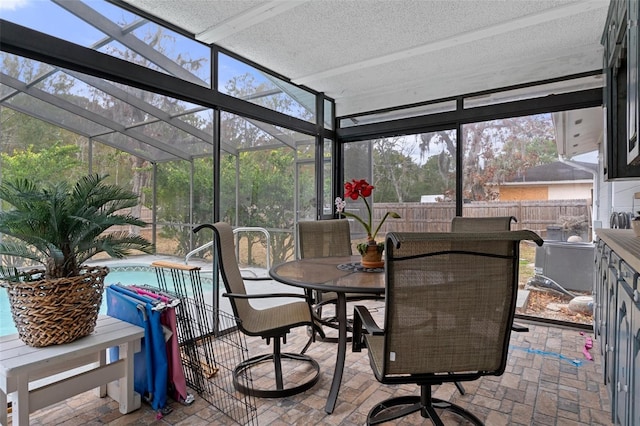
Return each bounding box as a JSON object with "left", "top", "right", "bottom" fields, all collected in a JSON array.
[
  {"left": 129, "top": 285, "right": 189, "bottom": 402},
  {"left": 162, "top": 307, "right": 189, "bottom": 402},
  {"left": 580, "top": 332, "right": 594, "bottom": 361}
]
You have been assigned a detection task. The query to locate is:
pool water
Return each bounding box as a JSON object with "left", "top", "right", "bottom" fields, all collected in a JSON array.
[{"left": 0, "top": 267, "right": 216, "bottom": 336}]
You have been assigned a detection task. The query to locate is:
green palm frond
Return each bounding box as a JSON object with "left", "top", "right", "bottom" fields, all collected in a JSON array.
[{"left": 0, "top": 174, "right": 155, "bottom": 279}]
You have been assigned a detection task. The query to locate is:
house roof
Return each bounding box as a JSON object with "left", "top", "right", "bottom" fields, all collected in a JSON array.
[{"left": 504, "top": 161, "right": 595, "bottom": 183}]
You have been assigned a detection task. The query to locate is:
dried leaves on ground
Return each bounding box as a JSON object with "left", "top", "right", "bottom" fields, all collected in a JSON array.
[{"left": 518, "top": 289, "right": 592, "bottom": 325}]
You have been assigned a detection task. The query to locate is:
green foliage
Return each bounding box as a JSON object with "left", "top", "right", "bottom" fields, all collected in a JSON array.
[
  {"left": 151, "top": 158, "right": 214, "bottom": 255},
  {"left": 0, "top": 174, "right": 154, "bottom": 279},
  {"left": 0, "top": 143, "right": 82, "bottom": 186},
  {"left": 233, "top": 149, "right": 296, "bottom": 264},
  {"left": 219, "top": 148, "right": 299, "bottom": 264},
  {"left": 356, "top": 241, "right": 384, "bottom": 255}
]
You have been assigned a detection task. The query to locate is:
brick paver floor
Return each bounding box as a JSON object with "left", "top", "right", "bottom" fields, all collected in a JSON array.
[{"left": 11, "top": 308, "right": 610, "bottom": 426}]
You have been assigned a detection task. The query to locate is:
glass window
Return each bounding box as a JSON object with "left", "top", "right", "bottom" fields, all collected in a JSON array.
[
  {"left": 324, "top": 99, "right": 334, "bottom": 130},
  {"left": 464, "top": 74, "right": 604, "bottom": 108},
  {"left": 461, "top": 111, "right": 596, "bottom": 326},
  {"left": 218, "top": 53, "right": 316, "bottom": 123},
  {"left": 1, "top": 52, "right": 215, "bottom": 163},
  {"left": 323, "top": 139, "right": 334, "bottom": 217},
  {"left": 339, "top": 100, "right": 456, "bottom": 128},
  {"left": 2, "top": 0, "right": 211, "bottom": 87},
  {"left": 342, "top": 131, "right": 457, "bottom": 245},
  {"left": 154, "top": 156, "right": 214, "bottom": 256},
  {"left": 220, "top": 112, "right": 315, "bottom": 264}
]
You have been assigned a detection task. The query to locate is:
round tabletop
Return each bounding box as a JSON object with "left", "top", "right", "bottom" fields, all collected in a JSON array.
[{"left": 269, "top": 255, "right": 385, "bottom": 294}]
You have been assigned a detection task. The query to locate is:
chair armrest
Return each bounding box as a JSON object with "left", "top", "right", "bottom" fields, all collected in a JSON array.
[
  {"left": 242, "top": 276, "right": 273, "bottom": 281},
  {"left": 352, "top": 305, "right": 384, "bottom": 352},
  {"left": 512, "top": 323, "right": 529, "bottom": 333},
  {"left": 223, "top": 292, "right": 308, "bottom": 300}
]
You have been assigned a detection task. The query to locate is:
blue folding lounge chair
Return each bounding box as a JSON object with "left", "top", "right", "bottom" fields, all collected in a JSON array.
[{"left": 106, "top": 284, "right": 169, "bottom": 411}]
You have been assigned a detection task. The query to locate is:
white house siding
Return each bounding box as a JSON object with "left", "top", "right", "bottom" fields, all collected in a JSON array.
[
  {"left": 612, "top": 183, "right": 640, "bottom": 215},
  {"left": 547, "top": 182, "right": 593, "bottom": 200},
  {"left": 594, "top": 144, "right": 640, "bottom": 229}
]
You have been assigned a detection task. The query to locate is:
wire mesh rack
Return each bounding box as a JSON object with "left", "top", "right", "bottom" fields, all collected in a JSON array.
[{"left": 151, "top": 261, "right": 258, "bottom": 426}]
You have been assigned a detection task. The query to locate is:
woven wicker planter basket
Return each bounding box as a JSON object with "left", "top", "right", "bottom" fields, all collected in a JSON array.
[{"left": 2, "top": 266, "right": 109, "bottom": 347}]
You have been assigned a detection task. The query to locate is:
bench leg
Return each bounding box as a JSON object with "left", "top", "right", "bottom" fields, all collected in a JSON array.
[
  {"left": 118, "top": 340, "right": 136, "bottom": 414},
  {"left": 0, "top": 376, "right": 7, "bottom": 426},
  {"left": 13, "top": 375, "right": 29, "bottom": 426},
  {"left": 96, "top": 349, "right": 107, "bottom": 398}
]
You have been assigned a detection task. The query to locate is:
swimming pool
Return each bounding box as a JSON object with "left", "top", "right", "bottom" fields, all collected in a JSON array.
[{"left": 0, "top": 266, "right": 217, "bottom": 336}]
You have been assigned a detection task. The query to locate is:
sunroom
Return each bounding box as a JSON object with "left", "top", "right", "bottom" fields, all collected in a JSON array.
[{"left": 0, "top": 0, "right": 638, "bottom": 425}]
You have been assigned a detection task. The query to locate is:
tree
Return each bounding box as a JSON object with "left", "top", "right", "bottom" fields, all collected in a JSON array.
[
  {"left": 493, "top": 136, "right": 558, "bottom": 182},
  {"left": 419, "top": 114, "right": 555, "bottom": 201},
  {"left": 1, "top": 143, "right": 82, "bottom": 186},
  {"left": 221, "top": 148, "right": 298, "bottom": 265},
  {"left": 216, "top": 74, "right": 315, "bottom": 264},
  {"left": 150, "top": 157, "right": 214, "bottom": 256},
  {"left": 0, "top": 57, "right": 93, "bottom": 183},
  {"left": 372, "top": 136, "right": 422, "bottom": 202}
]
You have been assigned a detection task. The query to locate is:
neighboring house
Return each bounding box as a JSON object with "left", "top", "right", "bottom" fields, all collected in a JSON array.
[{"left": 498, "top": 161, "right": 595, "bottom": 201}]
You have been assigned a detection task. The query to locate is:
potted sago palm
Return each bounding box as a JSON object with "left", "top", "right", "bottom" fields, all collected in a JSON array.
[{"left": 0, "top": 174, "right": 154, "bottom": 347}]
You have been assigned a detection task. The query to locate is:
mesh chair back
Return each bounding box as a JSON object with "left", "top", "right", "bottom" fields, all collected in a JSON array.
[
  {"left": 381, "top": 230, "right": 541, "bottom": 377},
  {"left": 297, "top": 219, "right": 352, "bottom": 258},
  {"left": 451, "top": 216, "right": 516, "bottom": 232},
  {"left": 212, "top": 222, "right": 254, "bottom": 323}
]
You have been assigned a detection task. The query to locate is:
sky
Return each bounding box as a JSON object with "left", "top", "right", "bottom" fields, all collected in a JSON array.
[
  {"left": 0, "top": 0, "right": 601, "bottom": 165},
  {"left": 0, "top": 0, "right": 29, "bottom": 11}
]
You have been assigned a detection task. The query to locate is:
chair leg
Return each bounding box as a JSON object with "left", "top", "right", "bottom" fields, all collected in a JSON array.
[
  {"left": 422, "top": 390, "right": 445, "bottom": 426},
  {"left": 368, "top": 395, "right": 422, "bottom": 425},
  {"left": 302, "top": 321, "right": 326, "bottom": 354},
  {"left": 273, "top": 339, "right": 283, "bottom": 390},
  {"left": 367, "top": 384, "right": 484, "bottom": 426},
  {"left": 232, "top": 336, "right": 321, "bottom": 398}
]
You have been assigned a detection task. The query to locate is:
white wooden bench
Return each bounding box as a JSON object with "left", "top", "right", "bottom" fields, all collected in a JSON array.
[{"left": 0, "top": 315, "right": 144, "bottom": 425}]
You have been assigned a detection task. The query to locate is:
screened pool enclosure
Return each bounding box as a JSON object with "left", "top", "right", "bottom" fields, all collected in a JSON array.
[{"left": 1, "top": 0, "right": 605, "bottom": 326}]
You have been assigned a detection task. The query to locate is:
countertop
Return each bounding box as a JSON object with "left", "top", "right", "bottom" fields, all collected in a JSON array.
[{"left": 595, "top": 229, "right": 640, "bottom": 272}]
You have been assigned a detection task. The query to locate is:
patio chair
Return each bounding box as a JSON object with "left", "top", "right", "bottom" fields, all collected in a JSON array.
[
  {"left": 452, "top": 216, "right": 529, "bottom": 332},
  {"left": 451, "top": 215, "right": 517, "bottom": 232},
  {"left": 353, "top": 230, "right": 543, "bottom": 425},
  {"left": 194, "top": 222, "right": 324, "bottom": 398},
  {"left": 297, "top": 219, "right": 384, "bottom": 342}
]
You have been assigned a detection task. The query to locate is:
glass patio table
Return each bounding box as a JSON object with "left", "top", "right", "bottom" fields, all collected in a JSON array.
[{"left": 269, "top": 255, "right": 385, "bottom": 414}]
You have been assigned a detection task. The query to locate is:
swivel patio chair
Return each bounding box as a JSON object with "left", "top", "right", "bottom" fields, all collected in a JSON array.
[
  {"left": 195, "top": 222, "right": 324, "bottom": 398},
  {"left": 451, "top": 215, "right": 517, "bottom": 232},
  {"left": 452, "top": 215, "right": 530, "bottom": 334},
  {"left": 297, "top": 219, "right": 384, "bottom": 342},
  {"left": 450, "top": 215, "right": 526, "bottom": 395},
  {"left": 353, "top": 230, "right": 543, "bottom": 425}
]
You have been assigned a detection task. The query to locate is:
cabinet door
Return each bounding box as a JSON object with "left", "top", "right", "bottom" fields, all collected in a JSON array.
[
  {"left": 632, "top": 296, "right": 640, "bottom": 426},
  {"left": 615, "top": 283, "right": 632, "bottom": 426},
  {"left": 596, "top": 243, "right": 611, "bottom": 355},
  {"left": 594, "top": 241, "right": 602, "bottom": 339},
  {"left": 628, "top": 0, "right": 639, "bottom": 165},
  {"left": 606, "top": 252, "right": 620, "bottom": 417}
]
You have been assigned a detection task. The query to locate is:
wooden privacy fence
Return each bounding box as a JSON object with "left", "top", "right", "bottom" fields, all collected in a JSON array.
[{"left": 369, "top": 199, "right": 591, "bottom": 238}]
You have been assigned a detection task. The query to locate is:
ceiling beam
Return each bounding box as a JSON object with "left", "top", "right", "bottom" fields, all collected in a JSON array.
[
  {"left": 0, "top": 20, "right": 319, "bottom": 137},
  {"left": 0, "top": 72, "right": 193, "bottom": 160},
  {"left": 196, "top": 1, "right": 308, "bottom": 44},
  {"left": 294, "top": 0, "right": 607, "bottom": 86},
  {"left": 52, "top": 0, "right": 207, "bottom": 86}
]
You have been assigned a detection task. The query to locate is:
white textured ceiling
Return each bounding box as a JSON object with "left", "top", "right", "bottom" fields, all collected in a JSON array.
[{"left": 123, "top": 0, "right": 610, "bottom": 117}]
